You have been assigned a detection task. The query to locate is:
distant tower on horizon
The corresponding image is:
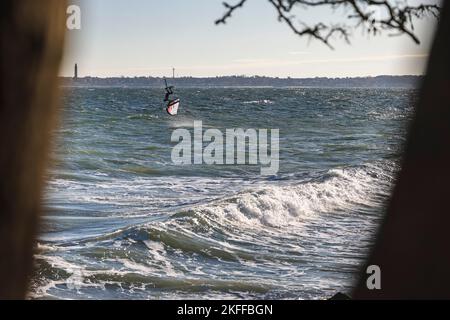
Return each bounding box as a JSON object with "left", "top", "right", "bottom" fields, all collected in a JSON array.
[
  {"left": 172, "top": 67, "right": 175, "bottom": 79},
  {"left": 74, "top": 63, "right": 78, "bottom": 80}
]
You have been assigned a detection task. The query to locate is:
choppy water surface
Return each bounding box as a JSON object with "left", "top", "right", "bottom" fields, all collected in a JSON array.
[{"left": 31, "top": 87, "right": 416, "bottom": 299}]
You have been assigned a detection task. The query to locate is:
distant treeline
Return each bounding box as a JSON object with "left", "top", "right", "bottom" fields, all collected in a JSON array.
[{"left": 61, "top": 75, "right": 422, "bottom": 88}]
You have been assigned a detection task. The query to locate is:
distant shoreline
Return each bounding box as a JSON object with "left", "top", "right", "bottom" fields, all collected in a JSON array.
[{"left": 60, "top": 75, "right": 423, "bottom": 89}]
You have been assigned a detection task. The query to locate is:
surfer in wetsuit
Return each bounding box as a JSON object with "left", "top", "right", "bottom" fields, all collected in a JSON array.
[
  {"left": 164, "top": 86, "right": 174, "bottom": 102},
  {"left": 163, "top": 78, "right": 174, "bottom": 102}
]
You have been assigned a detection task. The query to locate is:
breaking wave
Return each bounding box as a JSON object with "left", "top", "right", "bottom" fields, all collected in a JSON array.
[{"left": 32, "top": 161, "right": 395, "bottom": 300}]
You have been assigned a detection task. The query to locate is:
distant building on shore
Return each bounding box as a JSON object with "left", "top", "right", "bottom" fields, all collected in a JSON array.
[{"left": 74, "top": 63, "right": 78, "bottom": 80}]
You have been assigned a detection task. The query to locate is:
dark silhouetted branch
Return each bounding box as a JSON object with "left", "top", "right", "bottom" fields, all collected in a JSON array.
[
  {"left": 215, "top": 0, "right": 248, "bottom": 25},
  {"left": 216, "top": 0, "right": 440, "bottom": 48}
]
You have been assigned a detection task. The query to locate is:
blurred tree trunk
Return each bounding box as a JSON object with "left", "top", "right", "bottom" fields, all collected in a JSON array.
[
  {"left": 354, "top": 1, "right": 450, "bottom": 299},
  {"left": 0, "top": 0, "right": 66, "bottom": 299}
]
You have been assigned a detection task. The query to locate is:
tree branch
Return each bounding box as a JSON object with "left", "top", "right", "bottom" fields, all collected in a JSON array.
[
  {"left": 215, "top": 0, "right": 248, "bottom": 25},
  {"left": 215, "top": 0, "right": 440, "bottom": 48}
]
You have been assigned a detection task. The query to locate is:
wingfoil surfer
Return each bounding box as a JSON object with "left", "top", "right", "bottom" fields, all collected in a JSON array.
[{"left": 164, "top": 78, "right": 174, "bottom": 102}]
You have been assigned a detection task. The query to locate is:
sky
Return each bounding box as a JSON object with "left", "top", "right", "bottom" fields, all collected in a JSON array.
[{"left": 61, "top": 0, "right": 441, "bottom": 78}]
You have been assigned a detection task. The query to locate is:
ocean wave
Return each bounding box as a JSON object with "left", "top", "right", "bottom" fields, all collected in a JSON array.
[
  {"left": 243, "top": 99, "right": 274, "bottom": 105},
  {"left": 44, "top": 161, "right": 395, "bottom": 246},
  {"left": 195, "top": 162, "right": 393, "bottom": 229},
  {"left": 34, "top": 161, "right": 396, "bottom": 299},
  {"left": 31, "top": 246, "right": 273, "bottom": 299},
  {"left": 126, "top": 113, "right": 160, "bottom": 120}
]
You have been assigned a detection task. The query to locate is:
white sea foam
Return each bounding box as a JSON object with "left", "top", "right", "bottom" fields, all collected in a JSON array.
[
  {"left": 199, "top": 164, "right": 391, "bottom": 229},
  {"left": 45, "top": 175, "right": 253, "bottom": 217},
  {"left": 243, "top": 100, "right": 274, "bottom": 105},
  {"left": 143, "top": 240, "right": 181, "bottom": 277}
]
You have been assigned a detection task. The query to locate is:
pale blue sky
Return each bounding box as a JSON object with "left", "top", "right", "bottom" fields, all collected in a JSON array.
[{"left": 61, "top": 0, "right": 440, "bottom": 78}]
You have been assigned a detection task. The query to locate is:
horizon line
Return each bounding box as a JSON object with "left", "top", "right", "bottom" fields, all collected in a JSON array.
[{"left": 60, "top": 74, "right": 425, "bottom": 80}]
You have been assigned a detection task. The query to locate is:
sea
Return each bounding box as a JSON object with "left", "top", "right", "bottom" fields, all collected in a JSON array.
[{"left": 30, "top": 87, "right": 416, "bottom": 299}]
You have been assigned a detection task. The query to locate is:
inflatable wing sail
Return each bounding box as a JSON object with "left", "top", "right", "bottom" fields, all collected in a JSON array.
[{"left": 166, "top": 98, "right": 180, "bottom": 116}]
